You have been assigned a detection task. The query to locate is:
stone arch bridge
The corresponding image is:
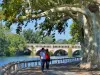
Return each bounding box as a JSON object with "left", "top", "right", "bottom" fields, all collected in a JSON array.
[{"left": 26, "top": 44, "right": 81, "bottom": 56}]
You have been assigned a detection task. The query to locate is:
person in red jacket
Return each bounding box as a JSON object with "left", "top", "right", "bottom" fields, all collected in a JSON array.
[{"left": 45, "top": 49, "right": 50, "bottom": 70}]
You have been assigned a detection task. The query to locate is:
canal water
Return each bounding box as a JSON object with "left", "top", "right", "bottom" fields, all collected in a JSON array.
[{"left": 0, "top": 56, "right": 68, "bottom": 67}]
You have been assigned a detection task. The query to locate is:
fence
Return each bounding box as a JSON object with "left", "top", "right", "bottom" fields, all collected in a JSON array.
[{"left": 0, "top": 57, "right": 81, "bottom": 75}]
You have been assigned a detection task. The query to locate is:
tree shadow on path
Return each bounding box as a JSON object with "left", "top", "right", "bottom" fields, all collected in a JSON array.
[{"left": 16, "top": 63, "right": 100, "bottom": 75}]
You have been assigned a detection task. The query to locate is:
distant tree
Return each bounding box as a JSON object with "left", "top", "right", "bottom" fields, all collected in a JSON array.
[
  {"left": 22, "top": 29, "right": 55, "bottom": 44},
  {"left": 6, "top": 34, "right": 26, "bottom": 56},
  {"left": 41, "top": 35, "right": 54, "bottom": 44},
  {"left": 55, "top": 39, "right": 68, "bottom": 44},
  {"left": 0, "top": 22, "right": 26, "bottom": 56},
  {"left": 22, "top": 29, "right": 37, "bottom": 43},
  {"left": 0, "top": 23, "right": 9, "bottom": 56}
]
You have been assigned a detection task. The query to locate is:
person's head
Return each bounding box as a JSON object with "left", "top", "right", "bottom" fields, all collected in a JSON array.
[
  {"left": 41, "top": 48, "right": 45, "bottom": 51},
  {"left": 45, "top": 49, "right": 49, "bottom": 53}
]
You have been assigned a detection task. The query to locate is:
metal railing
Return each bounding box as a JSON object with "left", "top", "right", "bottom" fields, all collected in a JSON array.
[{"left": 0, "top": 57, "right": 81, "bottom": 75}]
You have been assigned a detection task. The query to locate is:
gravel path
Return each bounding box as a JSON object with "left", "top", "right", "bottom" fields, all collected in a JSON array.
[{"left": 16, "top": 64, "right": 100, "bottom": 75}]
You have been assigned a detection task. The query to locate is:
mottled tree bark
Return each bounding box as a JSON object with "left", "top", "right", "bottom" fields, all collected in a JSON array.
[{"left": 80, "top": 6, "right": 100, "bottom": 68}]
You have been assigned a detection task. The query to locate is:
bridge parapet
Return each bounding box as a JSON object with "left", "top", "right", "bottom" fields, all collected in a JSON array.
[{"left": 27, "top": 44, "right": 81, "bottom": 48}]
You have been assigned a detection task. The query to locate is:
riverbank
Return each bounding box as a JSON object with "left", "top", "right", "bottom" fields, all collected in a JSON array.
[
  {"left": 0, "top": 56, "right": 69, "bottom": 67},
  {"left": 16, "top": 63, "right": 100, "bottom": 75}
]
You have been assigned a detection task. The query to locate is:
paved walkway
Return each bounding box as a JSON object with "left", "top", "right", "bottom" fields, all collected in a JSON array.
[{"left": 16, "top": 64, "right": 100, "bottom": 75}]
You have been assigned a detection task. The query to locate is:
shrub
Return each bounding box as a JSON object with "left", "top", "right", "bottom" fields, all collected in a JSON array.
[{"left": 49, "top": 50, "right": 53, "bottom": 56}]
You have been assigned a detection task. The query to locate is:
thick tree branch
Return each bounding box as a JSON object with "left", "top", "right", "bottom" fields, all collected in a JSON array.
[
  {"left": 17, "top": 6, "right": 86, "bottom": 21},
  {"left": 94, "top": 0, "right": 100, "bottom": 4},
  {"left": 37, "top": 6, "right": 86, "bottom": 16}
]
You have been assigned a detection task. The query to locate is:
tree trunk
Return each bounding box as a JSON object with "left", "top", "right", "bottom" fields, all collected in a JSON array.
[
  {"left": 91, "top": 12, "right": 100, "bottom": 68},
  {"left": 80, "top": 7, "right": 100, "bottom": 69},
  {"left": 80, "top": 15, "right": 92, "bottom": 69}
]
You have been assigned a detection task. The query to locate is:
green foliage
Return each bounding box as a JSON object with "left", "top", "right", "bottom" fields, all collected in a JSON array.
[
  {"left": 0, "top": 0, "right": 93, "bottom": 42},
  {"left": 30, "top": 46, "right": 35, "bottom": 56},
  {"left": 49, "top": 51, "right": 53, "bottom": 56},
  {"left": 1, "top": 0, "right": 80, "bottom": 35},
  {"left": 70, "top": 22, "right": 84, "bottom": 43},
  {"left": 1, "top": 0, "right": 94, "bottom": 36},
  {"left": 38, "top": 15, "right": 68, "bottom": 36},
  {"left": 0, "top": 9, "right": 5, "bottom": 20},
  {"left": 0, "top": 24, "right": 9, "bottom": 56},
  {"left": 22, "top": 29, "right": 55, "bottom": 44},
  {"left": 22, "top": 29, "right": 38, "bottom": 43},
  {"left": 42, "top": 35, "right": 55, "bottom": 44},
  {"left": 55, "top": 39, "right": 68, "bottom": 44},
  {"left": 6, "top": 34, "right": 26, "bottom": 56},
  {"left": 2, "top": 0, "right": 24, "bottom": 22},
  {"left": 68, "top": 47, "right": 72, "bottom": 58},
  {"left": 0, "top": 23, "right": 26, "bottom": 56}
]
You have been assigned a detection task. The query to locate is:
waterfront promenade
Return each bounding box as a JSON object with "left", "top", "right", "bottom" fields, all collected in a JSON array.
[
  {"left": 16, "top": 64, "right": 100, "bottom": 75},
  {"left": 1, "top": 57, "right": 100, "bottom": 75}
]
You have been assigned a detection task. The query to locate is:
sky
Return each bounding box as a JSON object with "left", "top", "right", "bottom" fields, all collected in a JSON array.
[{"left": 0, "top": 1, "right": 2, "bottom": 4}]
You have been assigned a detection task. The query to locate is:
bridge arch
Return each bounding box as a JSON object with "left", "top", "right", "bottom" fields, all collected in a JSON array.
[
  {"left": 72, "top": 50, "right": 81, "bottom": 57},
  {"left": 54, "top": 49, "right": 68, "bottom": 56},
  {"left": 36, "top": 50, "right": 41, "bottom": 56}
]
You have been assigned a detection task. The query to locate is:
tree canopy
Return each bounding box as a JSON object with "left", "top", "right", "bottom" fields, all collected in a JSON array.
[
  {"left": 1, "top": 0, "right": 99, "bottom": 34},
  {"left": 0, "top": 23, "right": 26, "bottom": 56}
]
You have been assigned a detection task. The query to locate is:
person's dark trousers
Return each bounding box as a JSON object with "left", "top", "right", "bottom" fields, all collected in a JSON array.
[
  {"left": 46, "top": 59, "right": 50, "bottom": 70},
  {"left": 41, "top": 59, "right": 45, "bottom": 72}
]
